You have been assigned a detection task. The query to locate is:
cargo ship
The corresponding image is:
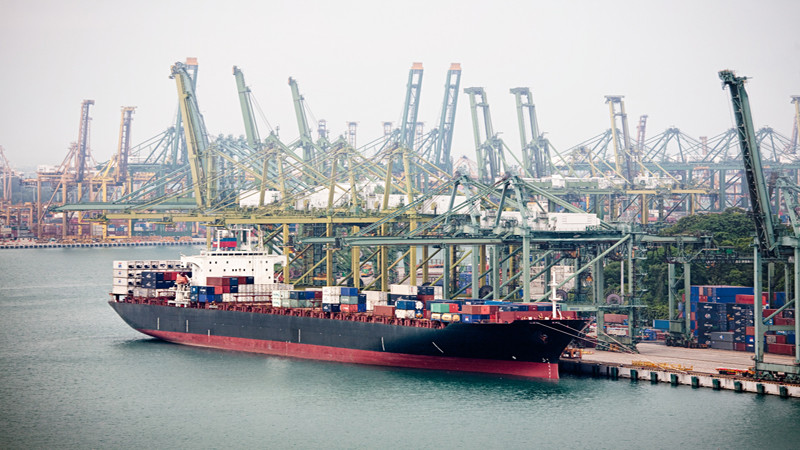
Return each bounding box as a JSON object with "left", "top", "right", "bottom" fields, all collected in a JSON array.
[{"left": 109, "top": 235, "right": 587, "bottom": 379}]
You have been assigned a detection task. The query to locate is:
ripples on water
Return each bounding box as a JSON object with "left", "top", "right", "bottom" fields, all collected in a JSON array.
[{"left": 1, "top": 247, "right": 799, "bottom": 449}]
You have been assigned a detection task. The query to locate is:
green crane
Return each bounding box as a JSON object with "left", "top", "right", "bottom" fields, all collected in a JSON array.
[
  {"left": 233, "top": 66, "right": 261, "bottom": 150},
  {"left": 510, "top": 87, "right": 549, "bottom": 178},
  {"left": 432, "top": 63, "right": 461, "bottom": 174},
  {"left": 170, "top": 60, "right": 212, "bottom": 208},
  {"left": 399, "top": 63, "right": 424, "bottom": 150},
  {"left": 464, "top": 87, "right": 506, "bottom": 182}
]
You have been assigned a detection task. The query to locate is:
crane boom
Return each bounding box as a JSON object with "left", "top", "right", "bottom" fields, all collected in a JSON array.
[
  {"left": 510, "top": 87, "right": 549, "bottom": 178},
  {"left": 75, "top": 99, "right": 95, "bottom": 182},
  {"left": 115, "top": 107, "right": 136, "bottom": 183},
  {"left": 399, "top": 63, "right": 424, "bottom": 149},
  {"left": 233, "top": 66, "right": 260, "bottom": 149},
  {"left": 465, "top": 87, "right": 506, "bottom": 182},
  {"left": 171, "top": 61, "right": 210, "bottom": 208},
  {"left": 719, "top": 70, "right": 777, "bottom": 257},
  {"left": 432, "top": 63, "right": 461, "bottom": 173}
]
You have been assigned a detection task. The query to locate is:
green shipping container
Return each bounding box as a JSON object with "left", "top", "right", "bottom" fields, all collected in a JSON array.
[{"left": 431, "top": 303, "right": 453, "bottom": 313}]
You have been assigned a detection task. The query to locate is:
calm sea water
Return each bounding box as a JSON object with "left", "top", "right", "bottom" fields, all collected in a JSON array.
[{"left": 1, "top": 247, "right": 799, "bottom": 449}]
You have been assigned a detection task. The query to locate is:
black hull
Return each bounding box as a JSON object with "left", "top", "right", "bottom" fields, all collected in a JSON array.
[{"left": 110, "top": 301, "right": 585, "bottom": 379}]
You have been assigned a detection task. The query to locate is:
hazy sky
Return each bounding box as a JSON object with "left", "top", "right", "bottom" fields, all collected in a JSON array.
[{"left": 1, "top": 0, "right": 798, "bottom": 172}]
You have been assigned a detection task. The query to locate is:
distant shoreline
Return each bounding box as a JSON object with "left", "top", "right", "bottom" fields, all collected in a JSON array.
[{"left": 0, "top": 239, "right": 206, "bottom": 250}]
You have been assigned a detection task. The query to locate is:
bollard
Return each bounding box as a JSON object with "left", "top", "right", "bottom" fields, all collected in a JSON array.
[
  {"left": 756, "top": 383, "right": 765, "bottom": 395},
  {"left": 670, "top": 374, "right": 679, "bottom": 386},
  {"left": 712, "top": 379, "right": 721, "bottom": 390},
  {"left": 610, "top": 367, "right": 619, "bottom": 380},
  {"left": 780, "top": 386, "right": 789, "bottom": 398},
  {"left": 691, "top": 376, "right": 699, "bottom": 388},
  {"left": 630, "top": 369, "right": 638, "bottom": 381},
  {"left": 734, "top": 381, "right": 743, "bottom": 393},
  {"left": 650, "top": 372, "right": 658, "bottom": 383}
]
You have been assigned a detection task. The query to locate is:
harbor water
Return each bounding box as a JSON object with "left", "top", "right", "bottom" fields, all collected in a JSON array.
[{"left": 1, "top": 247, "right": 799, "bottom": 449}]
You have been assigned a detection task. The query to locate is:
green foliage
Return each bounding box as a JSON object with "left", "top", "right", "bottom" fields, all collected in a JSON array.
[{"left": 637, "top": 208, "right": 766, "bottom": 321}]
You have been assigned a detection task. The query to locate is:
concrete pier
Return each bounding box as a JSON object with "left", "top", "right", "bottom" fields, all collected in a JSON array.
[{"left": 560, "top": 342, "right": 800, "bottom": 397}]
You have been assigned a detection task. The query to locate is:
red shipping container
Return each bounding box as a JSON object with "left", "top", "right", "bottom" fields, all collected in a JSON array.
[
  {"left": 238, "top": 276, "right": 247, "bottom": 284},
  {"left": 340, "top": 304, "right": 358, "bottom": 313},
  {"left": 698, "top": 295, "right": 707, "bottom": 302},
  {"left": 418, "top": 294, "right": 434, "bottom": 301},
  {"left": 478, "top": 305, "right": 499, "bottom": 315},
  {"left": 207, "top": 277, "right": 224, "bottom": 286},
  {"left": 734, "top": 343, "right": 746, "bottom": 351},
  {"left": 373, "top": 305, "right": 395, "bottom": 317},
  {"left": 763, "top": 309, "right": 778, "bottom": 318},
  {"left": 497, "top": 311, "right": 517, "bottom": 323},
  {"left": 448, "top": 303, "right": 460, "bottom": 313},
  {"left": 461, "top": 305, "right": 478, "bottom": 315},
  {"left": 767, "top": 343, "right": 796, "bottom": 356},
  {"left": 214, "top": 286, "right": 223, "bottom": 295},
  {"left": 746, "top": 326, "right": 755, "bottom": 335},
  {"left": 775, "top": 335, "right": 787, "bottom": 344}
]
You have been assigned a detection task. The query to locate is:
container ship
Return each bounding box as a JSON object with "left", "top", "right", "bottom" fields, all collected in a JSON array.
[{"left": 109, "top": 238, "right": 587, "bottom": 379}]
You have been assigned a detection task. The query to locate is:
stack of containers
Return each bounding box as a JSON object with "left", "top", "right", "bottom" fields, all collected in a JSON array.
[
  {"left": 364, "top": 291, "right": 388, "bottom": 311},
  {"left": 190, "top": 285, "right": 219, "bottom": 303},
  {"left": 287, "top": 290, "right": 317, "bottom": 308},
  {"left": 696, "top": 302, "right": 728, "bottom": 347},
  {"left": 112, "top": 260, "right": 137, "bottom": 296},
  {"left": 338, "top": 288, "right": 365, "bottom": 313},
  {"left": 322, "top": 286, "right": 341, "bottom": 312},
  {"left": 272, "top": 289, "right": 291, "bottom": 307},
  {"left": 730, "top": 304, "right": 755, "bottom": 351},
  {"left": 764, "top": 308, "right": 797, "bottom": 356},
  {"left": 394, "top": 299, "right": 421, "bottom": 319},
  {"left": 429, "top": 301, "right": 461, "bottom": 322},
  {"left": 686, "top": 285, "right": 795, "bottom": 354}
]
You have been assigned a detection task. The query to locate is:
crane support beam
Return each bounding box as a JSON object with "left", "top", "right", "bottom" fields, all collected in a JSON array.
[{"left": 719, "top": 70, "right": 777, "bottom": 256}]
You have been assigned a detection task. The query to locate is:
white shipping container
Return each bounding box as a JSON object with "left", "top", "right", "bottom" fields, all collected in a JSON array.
[
  {"left": 113, "top": 260, "right": 130, "bottom": 269},
  {"left": 395, "top": 309, "right": 416, "bottom": 319},
  {"left": 113, "top": 277, "right": 130, "bottom": 287},
  {"left": 112, "top": 285, "right": 131, "bottom": 295},
  {"left": 322, "top": 286, "right": 338, "bottom": 295},
  {"left": 113, "top": 269, "right": 134, "bottom": 278},
  {"left": 364, "top": 291, "right": 388, "bottom": 301},
  {"left": 322, "top": 294, "right": 341, "bottom": 304}
]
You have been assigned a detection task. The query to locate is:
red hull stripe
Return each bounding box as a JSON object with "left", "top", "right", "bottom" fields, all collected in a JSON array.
[{"left": 139, "top": 329, "right": 559, "bottom": 379}]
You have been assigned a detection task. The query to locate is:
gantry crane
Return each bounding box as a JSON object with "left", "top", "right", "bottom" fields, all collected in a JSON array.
[
  {"left": 431, "top": 63, "right": 461, "bottom": 174},
  {"left": 510, "top": 87, "right": 549, "bottom": 178},
  {"left": 0, "top": 145, "right": 11, "bottom": 203},
  {"left": 465, "top": 87, "right": 508, "bottom": 182},
  {"left": 74, "top": 99, "right": 95, "bottom": 184},
  {"left": 288, "top": 77, "right": 315, "bottom": 165},
  {"left": 114, "top": 107, "right": 135, "bottom": 184},
  {"left": 171, "top": 60, "right": 212, "bottom": 208},
  {"left": 399, "top": 63, "right": 424, "bottom": 150},
  {"left": 720, "top": 69, "right": 800, "bottom": 379},
  {"left": 605, "top": 95, "right": 635, "bottom": 183},
  {"left": 233, "top": 66, "right": 261, "bottom": 150}
]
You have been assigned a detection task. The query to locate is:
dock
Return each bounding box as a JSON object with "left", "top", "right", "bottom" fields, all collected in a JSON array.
[{"left": 560, "top": 342, "right": 800, "bottom": 398}]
